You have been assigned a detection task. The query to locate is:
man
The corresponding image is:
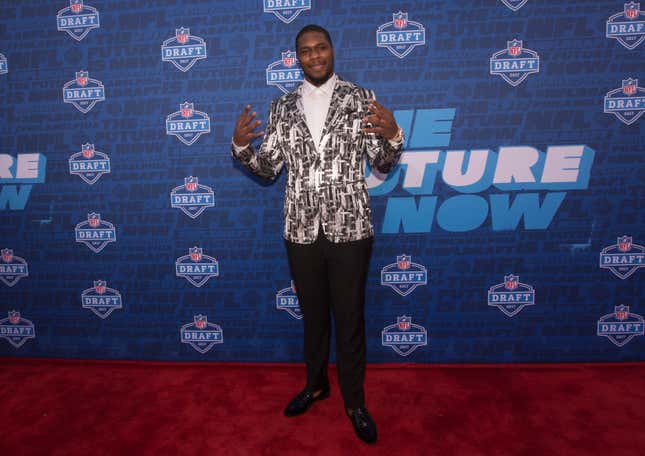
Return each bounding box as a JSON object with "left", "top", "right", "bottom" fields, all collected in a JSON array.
[{"left": 231, "top": 24, "right": 403, "bottom": 444}]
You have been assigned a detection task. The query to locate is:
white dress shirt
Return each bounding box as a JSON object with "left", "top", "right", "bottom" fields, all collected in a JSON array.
[{"left": 300, "top": 73, "right": 337, "bottom": 151}]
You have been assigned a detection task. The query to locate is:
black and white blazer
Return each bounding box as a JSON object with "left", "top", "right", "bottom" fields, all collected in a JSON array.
[{"left": 232, "top": 77, "right": 403, "bottom": 244}]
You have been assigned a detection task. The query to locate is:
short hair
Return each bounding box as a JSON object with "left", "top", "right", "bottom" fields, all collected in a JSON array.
[{"left": 295, "top": 24, "right": 333, "bottom": 52}]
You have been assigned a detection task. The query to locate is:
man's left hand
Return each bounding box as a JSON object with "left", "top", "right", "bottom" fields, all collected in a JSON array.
[{"left": 362, "top": 99, "right": 399, "bottom": 140}]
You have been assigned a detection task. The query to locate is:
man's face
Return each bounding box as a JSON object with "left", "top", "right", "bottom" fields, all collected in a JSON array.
[{"left": 296, "top": 31, "right": 334, "bottom": 86}]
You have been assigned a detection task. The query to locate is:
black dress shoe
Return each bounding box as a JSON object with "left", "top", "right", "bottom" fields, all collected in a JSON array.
[
  {"left": 283, "top": 386, "right": 330, "bottom": 417},
  {"left": 347, "top": 406, "right": 377, "bottom": 444}
]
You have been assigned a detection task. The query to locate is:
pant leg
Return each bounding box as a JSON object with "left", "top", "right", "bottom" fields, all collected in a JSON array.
[
  {"left": 323, "top": 236, "right": 373, "bottom": 409},
  {"left": 285, "top": 236, "right": 331, "bottom": 391}
]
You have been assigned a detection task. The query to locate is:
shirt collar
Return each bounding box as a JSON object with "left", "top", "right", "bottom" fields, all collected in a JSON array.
[{"left": 301, "top": 73, "right": 337, "bottom": 97}]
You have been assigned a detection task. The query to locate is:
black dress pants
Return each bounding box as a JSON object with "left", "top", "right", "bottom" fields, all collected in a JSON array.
[{"left": 285, "top": 229, "right": 373, "bottom": 410}]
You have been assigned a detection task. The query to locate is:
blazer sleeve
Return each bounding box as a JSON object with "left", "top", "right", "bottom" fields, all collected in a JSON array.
[
  {"left": 231, "top": 100, "right": 285, "bottom": 181},
  {"left": 363, "top": 89, "right": 403, "bottom": 174}
]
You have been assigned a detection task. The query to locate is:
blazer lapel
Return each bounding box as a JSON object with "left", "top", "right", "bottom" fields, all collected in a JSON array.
[
  {"left": 318, "top": 78, "right": 353, "bottom": 152},
  {"left": 284, "top": 90, "right": 318, "bottom": 153}
]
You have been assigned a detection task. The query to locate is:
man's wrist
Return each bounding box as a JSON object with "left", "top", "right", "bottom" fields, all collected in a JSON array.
[
  {"left": 232, "top": 137, "right": 250, "bottom": 153},
  {"left": 387, "top": 127, "right": 404, "bottom": 146}
]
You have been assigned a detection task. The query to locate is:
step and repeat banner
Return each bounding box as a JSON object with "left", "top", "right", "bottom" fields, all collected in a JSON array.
[{"left": 1, "top": 1, "right": 643, "bottom": 362}]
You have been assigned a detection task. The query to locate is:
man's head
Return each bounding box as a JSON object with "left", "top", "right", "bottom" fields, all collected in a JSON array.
[{"left": 295, "top": 24, "right": 334, "bottom": 87}]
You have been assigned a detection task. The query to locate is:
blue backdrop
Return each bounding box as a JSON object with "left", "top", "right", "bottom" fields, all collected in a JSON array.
[{"left": 1, "top": 0, "right": 643, "bottom": 362}]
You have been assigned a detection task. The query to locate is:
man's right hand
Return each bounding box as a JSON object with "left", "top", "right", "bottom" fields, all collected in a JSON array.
[{"left": 233, "top": 105, "right": 265, "bottom": 148}]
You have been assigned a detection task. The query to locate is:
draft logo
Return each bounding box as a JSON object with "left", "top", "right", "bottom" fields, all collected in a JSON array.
[
  {"left": 0, "top": 311, "right": 35, "bottom": 348},
  {"left": 490, "top": 39, "right": 539, "bottom": 86},
  {"left": 382, "top": 316, "right": 427, "bottom": 356},
  {"left": 599, "top": 236, "right": 644, "bottom": 280},
  {"left": 597, "top": 305, "right": 644, "bottom": 347},
  {"left": 56, "top": 0, "right": 100, "bottom": 42},
  {"left": 266, "top": 51, "right": 303, "bottom": 94},
  {"left": 487, "top": 274, "right": 535, "bottom": 317},
  {"left": 0, "top": 53, "right": 7, "bottom": 75},
  {"left": 0, "top": 249, "right": 28, "bottom": 287},
  {"left": 75, "top": 212, "right": 116, "bottom": 253},
  {"left": 276, "top": 280, "right": 302, "bottom": 319},
  {"left": 69, "top": 143, "right": 110, "bottom": 185},
  {"left": 606, "top": 2, "right": 645, "bottom": 50},
  {"left": 263, "top": 0, "right": 311, "bottom": 24},
  {"left": 604, "top": 78, "right": 645, "bottom": 125},
  {"left": 180, "top": 314, "right": 223, "bottom": 354},
  {"left": 63, "top": 71, "right": 105, "bottom": 113},
  {"left": 166, "top": 102, "right": 210, "bottom": 145},
  {"left": 376, "top": 11, "right": 426, "bottom": 59},
  {"left": 499, "top": 0, "right": 528, "bottom": 11},
  {"left": 162, "top": 28, "right": 207, "bottom": 72},
  {"left": 170, "top": 177, "right": 215, "bottom": 219},
  {"left": 175, "top": 247, "right": 219, "bottom": 287},
  {"left": 81, "top": 280, "right": 122, "bottom": 319},
  {"left": 381, "top": 254, "right": 427, "bottom": 296}
]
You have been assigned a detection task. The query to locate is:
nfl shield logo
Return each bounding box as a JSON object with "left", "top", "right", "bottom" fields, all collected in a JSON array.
[
  {"left": 185, "top": 176, "right": 198, "bottom": 192},
  {"left": 88, "top": 213, "right": 101, "bottom": 228},
  {"left": 177, "top": 27, "right": 190, "bottom": 43},
  {"left": 162, "top": 28, "right": 207, "bottom": 73},
  {"left": 57, "top": 0, "right": 99, "bottom": 43},
  {"left": 8, "top": 311, "right": 20, "bottom": 324},
  {"left": 170, "top": 177, "right": 214, "bottom": 218},
  {"left": 71, "top": 0, "right": 83, "bottom": 13},
  {"left": 263, "top": 0, "right": 311, "bottom": 24},
  {"left": 381, "top": 254, "right": 428, "bottom": 296},
  {"left": 180, "top": 102, "right": 194, "bottom": 118},
  {"left": 190, "top": 247, "right": 203, "bottom": 262},
  {"left": 615, "top": 305, "right": 630, "bottom": 321},
  {"left": 397, "top": 316, "right": 411, "bottom": 330},
  {"left": 291, "top": 280, "right": 297, "bottom": 293},
  {"left": 622, "top": 79, "right": 638, "bottom": 95},
  {"left": 82, "top": 143, "right": 95, "bottom": 158},
  {"left": 195, "top": 315, "right": 207, "bottom": 329},
  {"left": 282, "top": 51, "right": 296, "bottom": 67},
  {"left": 504, "top": 274, "right": 519, "bottom": 290},
  {"left": 625, "top": 2, "right": 640, "bottom": 19},
  {"left": 175, "top": 247, "right": 219, "bottom": 287},
  {"left": 604, "top": 79, "right": 644, "bottom": 124},
  {"left": 94, "top": 280, "right": 106, "bottom": 294},
  {"left": 376, "top": 11, "right": 427, "bottom": 59},
  {"left": 618, "top": 236, "right": 633, "bottom": 252},
  {"left": 63, "top": 71, "right": 105, "bottom": 113},
  {"left": 180, "top": 314, "right": 223, "bottom": 353},
  {"left": 508, "top": 39, "right": 522, "bottom": 56},
  {"left": 393, "top": 11, "right": 408, "bottom": 29},
  {"left": 1, "top": 249, "right": 12, "bottom": 263},
  {"left": 500, "top": 0, "right": 529, "bottom": 11},
  {"left": 382, "top": 316, "right": 427, "bottom": 356},
  {"left": 76, "top": 71, "right": 89, "bottom": 86},
  {"left": 397, "top": 255, "right": 411, "bottom": 270}
]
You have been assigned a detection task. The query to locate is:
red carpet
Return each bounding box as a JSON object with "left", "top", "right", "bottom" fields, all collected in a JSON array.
[{"left": 1, "top": 358, "right": 643, "bottom": 455}]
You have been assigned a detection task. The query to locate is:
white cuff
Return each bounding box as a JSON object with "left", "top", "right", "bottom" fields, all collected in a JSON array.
[
  {"left": 387, "top": 127, "right": 404, "bottom": 147},
  {"left": 232, "top": 137, "right": 250, "bottom": 153}
]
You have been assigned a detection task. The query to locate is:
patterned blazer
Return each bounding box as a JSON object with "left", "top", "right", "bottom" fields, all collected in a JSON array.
[{"left": 232, "top": 77, "right": 403, "bottom": 244}]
